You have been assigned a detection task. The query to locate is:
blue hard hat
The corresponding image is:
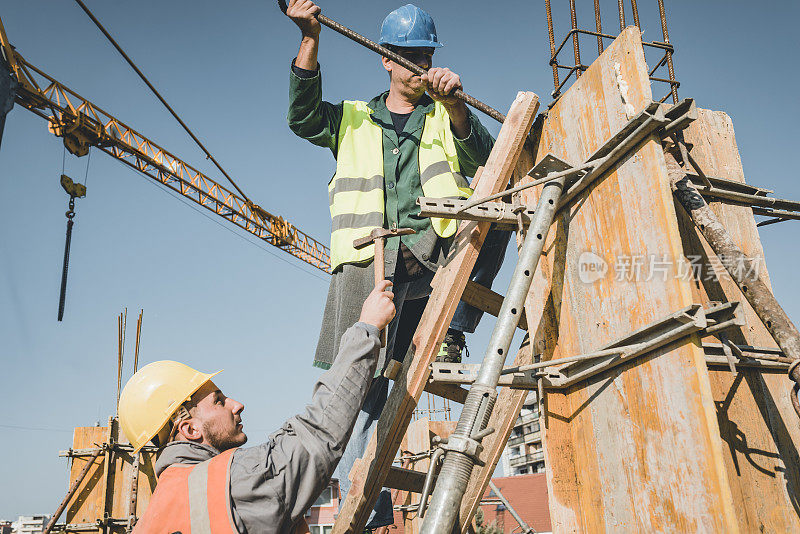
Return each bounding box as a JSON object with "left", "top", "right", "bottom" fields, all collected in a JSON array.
[{"left": 379, "top": 4, "right": 443, "bottom": 49}]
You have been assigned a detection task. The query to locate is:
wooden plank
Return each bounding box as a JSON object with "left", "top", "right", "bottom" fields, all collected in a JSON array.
[
  {"left": 461, "top": 280, "right": 529, "bottom": 331},
  {"left": 332, "top": 91, "right": 540, "bottom": 534},
  {"left": 521, "top": 28, "right": 738, "bottom": 531},
  {"left": 673, "top": 109, "right": 800, "bottom": 532},
  {"left": 385, "top": 465, "right": 427, "bottom": 493},
  {"left": 423, "top": 381, "right": 468, "bottom": 404}
]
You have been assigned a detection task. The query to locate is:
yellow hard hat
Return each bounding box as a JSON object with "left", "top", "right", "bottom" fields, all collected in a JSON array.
[{"left": 118, "top": 360, "right": 222, "bottom": 453}]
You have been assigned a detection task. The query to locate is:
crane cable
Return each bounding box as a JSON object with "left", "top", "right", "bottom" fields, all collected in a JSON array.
[{"left": 71, "top": 0, "right": 261, "bottom": 215}]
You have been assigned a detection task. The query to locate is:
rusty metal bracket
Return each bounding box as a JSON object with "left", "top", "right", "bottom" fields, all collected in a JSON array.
[
  {"left": 437, "top": 99, "right": 695, "bottom": 222},
  {"left": 431, "top": 302, "right": 746, "bottom": 391},
  {"left": 540, "top": 302, "right": 742, "bottom": 388}
]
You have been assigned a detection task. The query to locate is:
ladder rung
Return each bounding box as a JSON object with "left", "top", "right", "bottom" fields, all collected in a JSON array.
[
  {"left": 385, "top": 465, "right": 429, "bottom": 493},
  {"left": 461, "top": 280, "right": 528, "bottom": 331}
]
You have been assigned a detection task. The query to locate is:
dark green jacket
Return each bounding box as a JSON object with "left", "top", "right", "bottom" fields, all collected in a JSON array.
[{"left": 288, "top": 64, "right": 494, "bottom": 276}]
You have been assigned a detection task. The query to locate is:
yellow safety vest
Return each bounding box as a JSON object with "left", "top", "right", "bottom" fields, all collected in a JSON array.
[{"left": 328, "top": 100, "right": 473, "bottom": 270}]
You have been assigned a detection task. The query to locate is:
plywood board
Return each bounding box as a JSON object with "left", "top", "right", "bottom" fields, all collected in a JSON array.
[
  {"left": 521, "top": 28, "right": 738, "bottom": 531},
  {"left": 674, "top": 109, "right": 800, "bottom": 531}
]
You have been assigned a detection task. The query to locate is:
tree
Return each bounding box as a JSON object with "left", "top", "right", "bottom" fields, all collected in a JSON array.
[{"left": 475, "top": 507, "right": 504, "bottom": 534}]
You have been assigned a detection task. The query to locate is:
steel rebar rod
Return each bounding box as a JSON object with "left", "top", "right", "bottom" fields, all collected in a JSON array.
[
  {"left": 43, "top": 447, "right": 103, "bottom": 534},
  {"left": 670, "top": 170, "right": 800, "bottom": 405},
  {"left": 544, "top": 0, "right": 560, "bottom": 92},
  {"left": 57, "top": 203, "right": 74, "bottom": 322},
  {"left": 278, "top": 0, "right": 505, "bottom": 123},
  {"left": 630, "top": 0, "right": 641, "bottom": 28},
  {"left": 419, "top": 177, "right": 565, "bottom": 533},
  {"left": 617, "top": 0, "right": 626, "bottom": 32},
  {"left": 593, "top": 0, "right": 604, "bottom": 55},
  {"left": 656, "top": 0, "right": 679, "bottom": 103},
  {"left": 569, "top": 0, "right": 581, "bottom": 79}
]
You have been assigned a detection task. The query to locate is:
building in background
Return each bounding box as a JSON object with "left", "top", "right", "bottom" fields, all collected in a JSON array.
[
  {"left": 307, "top": 481, "right": 338, "bottom": 534},
  {"left": 500, "top": 392, "right": 545, "bottom": 476},
  {"left": 10, "top": 516, "right": 48, "bottom": 534},
  {"left": 478, "top": 473, "right": 551, "bottom": 533}
]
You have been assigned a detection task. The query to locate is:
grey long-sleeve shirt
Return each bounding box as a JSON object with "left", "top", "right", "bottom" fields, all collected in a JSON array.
[{"left": 153, "top": 322, "right": 381, "bottom": 533}]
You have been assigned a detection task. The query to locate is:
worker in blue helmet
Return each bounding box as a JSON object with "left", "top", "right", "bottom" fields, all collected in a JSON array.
[{"left": 283, "top": 2, "right": 510, "bottom": 529}]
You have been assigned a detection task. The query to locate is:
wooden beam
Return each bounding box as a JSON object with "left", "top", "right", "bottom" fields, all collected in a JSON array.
[
  {"left": 384, "top": 465, "right": 427, "bottom": 494},
  {"left": 424, "top": 381, "right": 469, "bottom": 404},
  {"left": 461, "top": 280, "right": 529, "bottom": 331},
  {"left": 332, "top": 91, "right": 540, "bottom": 534},
  {"left": 521, "top": 28, "right": 738, "bottom": 531},
  {"left": 673, "top": 109, "right": 800, "bottom": 532}
]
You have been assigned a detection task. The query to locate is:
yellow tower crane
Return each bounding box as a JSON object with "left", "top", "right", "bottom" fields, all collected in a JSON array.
[{"left": 0, "top": 14, "right": 331, "bottom": 275}]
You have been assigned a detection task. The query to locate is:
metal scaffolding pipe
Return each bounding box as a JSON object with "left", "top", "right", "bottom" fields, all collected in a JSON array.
[{"left": 419, "top": 177, "right": 566, "bottom": 533}]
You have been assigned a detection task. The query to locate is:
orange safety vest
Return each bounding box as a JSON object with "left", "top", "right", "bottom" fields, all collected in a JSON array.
[{"left": 133, "top": 448, "right": 311, "bottom": 534}]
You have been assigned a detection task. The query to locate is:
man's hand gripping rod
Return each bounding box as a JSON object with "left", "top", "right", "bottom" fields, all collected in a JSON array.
[{"left": 278, "top": 0, "right": 506, "bottom": 123}]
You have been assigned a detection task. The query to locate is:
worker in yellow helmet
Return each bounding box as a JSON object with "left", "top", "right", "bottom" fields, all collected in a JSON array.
[
  {"left": 284, "top": 2, "right": 511, "bottom": 528},
  {"left": 119, "top": 281, "right": 395, "bottom": 534}
]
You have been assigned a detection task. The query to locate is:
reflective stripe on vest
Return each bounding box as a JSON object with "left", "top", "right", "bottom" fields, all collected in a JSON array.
[
  {"left": 328, "top": 100, "right": 472, "bottom": 270},
  {"left": 417, "top": 102, "right": 473, "bottom": 238},
  {"left": 132, "top": 448, "right": 238, "bottom": 534}
]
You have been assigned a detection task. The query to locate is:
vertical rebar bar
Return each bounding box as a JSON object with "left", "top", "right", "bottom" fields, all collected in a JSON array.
[
  {"left": 656, "top": 0, "right": 679, "bottom": 103},
  {"left": 569, "top": 0, "right": 581, "bottom": 78},
  {"left": 545, "top": 0, "right": 560, "bottom": 92},
  {"left": 594, "top": 0, "right": 604, "bottom": 54},
  {"left": 630, "top": 0, "right": 641, "bottom": 28},
  {"left": 419, "top": 177, "right": 566, "bottom": 534},
  {"left": 617, "top": 0, "right": 626, "bottom": 31}
]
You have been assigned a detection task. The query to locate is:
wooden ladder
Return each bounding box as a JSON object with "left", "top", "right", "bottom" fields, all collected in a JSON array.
[{"left": 332, "top": 91, "right": 540, "bottom": 534}]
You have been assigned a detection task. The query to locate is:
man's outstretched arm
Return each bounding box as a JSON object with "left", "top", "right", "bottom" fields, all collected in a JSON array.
[{"left": 229, "top": 281, "right": 396, "bottom": 532}]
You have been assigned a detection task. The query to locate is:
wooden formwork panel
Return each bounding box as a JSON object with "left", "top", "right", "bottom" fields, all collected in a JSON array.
[
  {"left": 64, "top": 419, "right": 156, "bottom": 532},
  {"left": 521, "top": 28, "right": 738, "bottom": 531},
  {"left": 674, "top": 109, "right": 800, "bottom": 531},
  {"left": 65, "top": 426, "right": 109, "bottom": 527}
]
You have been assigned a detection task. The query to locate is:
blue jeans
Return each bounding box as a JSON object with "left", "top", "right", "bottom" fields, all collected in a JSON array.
[{"left": 334, "top": 228, "right": 511, "bottom": 528}]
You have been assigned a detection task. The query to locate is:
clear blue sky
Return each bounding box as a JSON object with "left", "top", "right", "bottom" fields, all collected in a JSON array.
[{"left": 1, "top": 0, "right": 798, "bottom": 518}]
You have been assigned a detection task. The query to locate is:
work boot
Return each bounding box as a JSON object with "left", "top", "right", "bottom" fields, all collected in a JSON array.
[{"left": 436, "top": 330, "right": 467, "bottom": 363}]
